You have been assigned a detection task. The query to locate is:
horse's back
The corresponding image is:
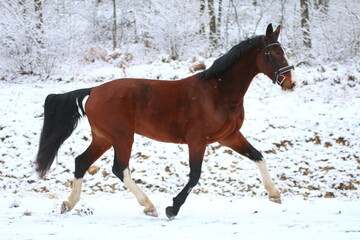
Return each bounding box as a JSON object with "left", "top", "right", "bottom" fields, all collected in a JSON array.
[{"left": 85, "top": 78, "right": 196, "bottom": 143}]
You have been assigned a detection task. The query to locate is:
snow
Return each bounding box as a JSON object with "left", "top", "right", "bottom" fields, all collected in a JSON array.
[
  {"left": 0, "top": 61, "right": 359, "bottom": 239},
  {"left": 1, "top": 194, "right": 359, "bottom": 240}
]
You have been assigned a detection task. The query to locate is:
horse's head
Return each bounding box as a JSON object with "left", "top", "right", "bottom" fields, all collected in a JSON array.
[{"left": 257, "top": 24, "right": 297, "bottom": 91}]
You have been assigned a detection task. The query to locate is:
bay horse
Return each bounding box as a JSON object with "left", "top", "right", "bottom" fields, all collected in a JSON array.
[{"left": 35, "top": 24, "right": 297, "bottom": 220}]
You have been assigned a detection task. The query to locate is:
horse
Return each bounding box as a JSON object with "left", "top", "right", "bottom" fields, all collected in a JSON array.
[{"left": 35, "top": 24, "right": 297, "bottom": 220}]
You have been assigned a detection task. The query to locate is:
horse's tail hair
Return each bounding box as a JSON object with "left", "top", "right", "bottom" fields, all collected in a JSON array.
[{"left": 35, "top": 88, "right": 92, "bottom": 178}]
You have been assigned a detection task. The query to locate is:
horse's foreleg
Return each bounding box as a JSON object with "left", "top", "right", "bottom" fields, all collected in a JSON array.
[
  {"left": 219, "top": 131, "right": 281, "bottom": 203},
  {"left": 255, "top": 159, "right": 281, "bottom": 203},
  {"left": 166, "top": 143, "right": 206, "bottom": 220}
]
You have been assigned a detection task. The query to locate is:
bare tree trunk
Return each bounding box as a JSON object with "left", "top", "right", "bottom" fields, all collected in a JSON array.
[
  {"left": 217, "top": 0, "right": 222, "bottom": 39},
  {"left": 34, "top": 0, "right": 43, "bottom": 46},
  {"left": 112, "top": 0, "right": 117, "bottom": 50},
  {"left": 300, "top": 0, "right": 311, "bottom": 48},
  {"left": 200, "top": 0, "right": 205, "bottom": 34},
  {"left": 279, "top": 0, "right": 287, "bottom": 26},
  {"left": 208, "top": 0, "right": 217, "bottom": 47}
]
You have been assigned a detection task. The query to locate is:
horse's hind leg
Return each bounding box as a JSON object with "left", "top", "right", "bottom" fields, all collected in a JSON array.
[
  {"left": 219, "top": 131, "right": 281, "bottom": 203},
  {"left": 61, "top": 134, "right": 111, "bottom": 213},
  {"left": 112, "top": 136, "right": 158, "bottom": 217}
]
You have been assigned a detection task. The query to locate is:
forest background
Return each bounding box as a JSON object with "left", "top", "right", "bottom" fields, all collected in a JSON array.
[{"left": 0, "top": 0, "right": 359, "bottom": 79}]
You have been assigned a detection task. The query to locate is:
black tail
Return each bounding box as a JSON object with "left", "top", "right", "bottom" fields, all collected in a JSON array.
[{"left": 35, "top": 88, "right": 92, "bottom": 178}]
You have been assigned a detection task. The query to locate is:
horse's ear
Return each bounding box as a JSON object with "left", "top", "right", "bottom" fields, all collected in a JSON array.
[
  {"left": 274, "top": 25, "right": 281, "bottom": 38},
  {"left": 266, "top": 24, "right": 273, "bottom": 36}
]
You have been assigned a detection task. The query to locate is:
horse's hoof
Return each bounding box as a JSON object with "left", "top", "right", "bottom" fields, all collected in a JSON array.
[
  {"left": 269, "top": 196, "right": 282, "bottom": 204},
  {"left": 165, "top": 206, "right": 177, "bottom": 220},
  {"left": 144, "top": 209, "right": 158, "bottom": 217},
  {"left": 60, "top": 201, "right": 70, "bottom": 214}
]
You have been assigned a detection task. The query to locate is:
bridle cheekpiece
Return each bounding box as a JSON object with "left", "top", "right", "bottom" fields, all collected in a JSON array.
[{"left": 262, "top": 37, "right": 295, "bottom": 85}]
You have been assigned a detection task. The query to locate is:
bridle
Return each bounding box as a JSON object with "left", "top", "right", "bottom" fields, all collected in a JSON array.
[{"left": 262, "top": 37, "right": 294, "bottom": 86}]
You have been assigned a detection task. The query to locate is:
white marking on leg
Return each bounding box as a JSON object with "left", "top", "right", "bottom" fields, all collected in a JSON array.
[
  {"left": 123, "top": 168, "right": 158, "bottom": 217},
  {"left": 255, "top": 159, "right": 281, "bottom": 201},
  {"left": 61, "top": 178, "right": 83, "bottom": 213}
]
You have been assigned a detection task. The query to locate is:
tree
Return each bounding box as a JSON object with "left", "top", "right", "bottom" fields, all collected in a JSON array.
[
  {"left": 300, "top": 0, "right": 311, "bottom": 48},
  {"left": 34, "top": 0, "right": 44, "bottom": 46},
  {"left": 137, "top": 0, "right": 205, "bottom": 60},
  {"left": 217, "top": 0, "right": 222, "bottom": 40},
  {"left": 208, "top": 0, "right": 217, "bottom": 47},
  {"left": 112, "top": 0, "right": 117, "bottom": 50},
  {"left": 200, "top": 0, "right": 205, "bottom": 34},
  {"left": 314, "top": 0, "right": 329, "bottom": 14},
  {"left": 208, "top": 0, "right": 223, "bottom": 48}
]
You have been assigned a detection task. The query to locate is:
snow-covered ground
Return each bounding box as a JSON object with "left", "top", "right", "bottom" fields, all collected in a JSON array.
[
  {"left": 1, "top": 193, "right": 359, "bottom": 240},
  {"left": 0, "top": 60, "right": 359, "bottom": 239}
]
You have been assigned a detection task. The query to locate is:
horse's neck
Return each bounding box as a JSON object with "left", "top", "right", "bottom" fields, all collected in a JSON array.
[{"left": 217, "top": 53, "right": 259, "bottom": 104}]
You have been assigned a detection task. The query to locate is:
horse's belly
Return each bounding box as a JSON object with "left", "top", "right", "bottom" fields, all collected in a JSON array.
[
  {"left": 135, "top": 128, "right": 186, "bottom": 144},
  {"left": 134, "top": 118, "right": 187, "bottom": 144}
]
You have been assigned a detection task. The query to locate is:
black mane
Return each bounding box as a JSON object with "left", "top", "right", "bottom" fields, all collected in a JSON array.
[{"left": 197, "top": 35, "right": 264, "bottom": 80}]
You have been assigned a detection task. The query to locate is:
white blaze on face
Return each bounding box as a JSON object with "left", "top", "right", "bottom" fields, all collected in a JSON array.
[
  {"left": 289, "top": 68, "right": 298, "bottom": 88},
  {"left": 282, "top": 45, "right": 298, "bottom": 88}
]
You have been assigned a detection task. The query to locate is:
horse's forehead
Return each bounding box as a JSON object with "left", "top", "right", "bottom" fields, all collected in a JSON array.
[{"left": 264, "top": 34, "right": 278, "bottom": 44}]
